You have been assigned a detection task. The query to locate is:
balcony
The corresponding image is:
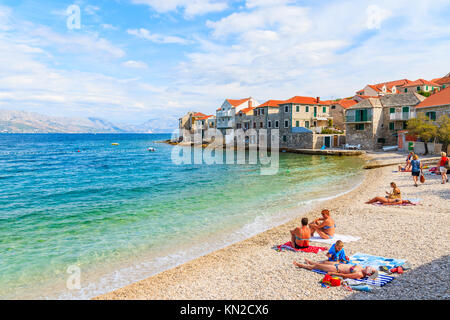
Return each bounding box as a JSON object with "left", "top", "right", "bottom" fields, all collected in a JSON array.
[
  {"left": 217, "top": 110, "right": 234, "bottom": 118},
  {"left": 389, "top": 111, "right": 416, "bottom": 121},
  {"left": 217, "top": 119, "right": 234, "bottom": 129},
  {"left": 345, "top": 115, "right": 373, "bottom": 123}
]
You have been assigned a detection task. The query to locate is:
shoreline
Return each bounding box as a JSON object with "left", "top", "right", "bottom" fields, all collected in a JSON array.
[{"left": 95, "top": 152, "right": 449, "bottom": 300}]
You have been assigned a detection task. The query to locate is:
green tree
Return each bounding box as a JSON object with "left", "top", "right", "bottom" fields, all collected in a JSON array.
[
  {"left": 436, "top": 115, "right": 450, "bottom": 152},
  {"left": 406, "top": 114, "right": 437, "bottom": 154}
]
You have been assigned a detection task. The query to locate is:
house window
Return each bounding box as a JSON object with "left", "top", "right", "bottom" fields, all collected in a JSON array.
[
  {"left": 389, "top": 122, "right": 395, "bottom": 130},
  {"left": 426, "top": 112, "right": 436, "bottom": 121},
  {"left": 283, "top": 135, "right": 287, "bottom": 142},
  {"left": 275, "top": 121, "right": 279, "bottom": 128},
  {"left": 390, "top": 108, "right": 395, "bottom": 114},
  {"left": 260, "top": 122, "right": 263, "bottom": 128},
  {"left": 296, "top": 105, "right": 299, "bottom": 112},
  {"left": 296, "top": 121, "right": 300, "bottom": 127},
  {"left": 261, "top": 109, "right": 265, "bottom": 115},
  {"left": 237, "top": 123, "right": 242, "bottom": 129},
  {"left": 323, "top": 107, "right": 327, "bottom": 113},
  {"left": 284, "top": 120, "right": 289, "bottom": 128},
  {"left": 305, "top": 106, "right": 309, "bottom": 112},
  {"left": 253, "top": 122, "right": 256, "bottom": 128},
  {"left": 377, "top": 138, "right": 386, "bottom": 144},
  {"left": 404, "top": 88, "right": 407, "bottom": 93},
  {"left": 305, "top": 121, "right": 310, "bottom": 128},
  {"left": 268, "top": 121, "right": 272, "bottom": 128},
  {"left": 402, "top": 106, "right": 409, "bottom": 113},
  {"left": 284, "top": 106, "right": 289, "bottom": 113},
  {"left": 331, "top": 105, "right": 336, "bottom": 109},
  {"left": 417, "top": 86, "right": 420, "bottom": 91},
  {"left": 355, "top": 124, "right": 365, "bottom": 130},
  {"left": 403, "top": 122, "right": 408, "bottom": 130}
]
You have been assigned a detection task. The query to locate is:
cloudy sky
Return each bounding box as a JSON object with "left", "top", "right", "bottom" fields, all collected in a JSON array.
[{"left": 0, "top": 0, "right": 449, "bottom": 126}]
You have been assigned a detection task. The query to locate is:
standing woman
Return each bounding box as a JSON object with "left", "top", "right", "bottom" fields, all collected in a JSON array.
[
  {"left": 405, "top": 152, "right": 415, "bottom": 171},
  {"left": 410, "top": 154, "right": 423, "bottom": 187},
  {"left": 438, "top": 152, "right": 449, "bottom": 184}
]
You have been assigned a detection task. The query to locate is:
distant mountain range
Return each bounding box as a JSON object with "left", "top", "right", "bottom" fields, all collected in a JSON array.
[{"left": 0, "top": 110, "right": 177, "bottom": 134}]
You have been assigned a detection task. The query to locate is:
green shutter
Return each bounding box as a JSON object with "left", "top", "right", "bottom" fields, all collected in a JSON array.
[
  {"left": 389, "top": 122, "right": 395, "bottom": 130},
  {"left": 390, "top": 108, "right": 395, "bottom": 114},
  {"left": 306, "top": 106, "right": 309, "bottom": 112},
  {"left": 296, "top": 121, "right": 300, "bottom": 127},
  {"left": 323, "top": 107, "right": 326, "bottom": 113},
  {"left": 296, "top": 105, "right": 299, "bottom": 112},
  {"left": 402, "top": 106, "right": 409, "bottom": 113}
]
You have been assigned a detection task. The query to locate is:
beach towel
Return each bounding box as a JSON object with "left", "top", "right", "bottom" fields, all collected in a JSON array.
[
  {"left": 371, "top": 198, "right": 420, "bottom": 206},
  {"left": 348, "top": 253, "right": 406, "bottom": 269},
  {"left": 277, "top": 242, "right": 327, "bottom": 254},
  {"left": 309, "top": 234, "right": 360, "bottom": 244},
  {"left": 311, "top": 269, "right": 395, "bottom": 287}
]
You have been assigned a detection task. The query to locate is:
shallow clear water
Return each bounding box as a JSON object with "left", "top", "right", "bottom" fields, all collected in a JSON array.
[{"left": 0, "top": 134, "right": 365, "bottom": 299}]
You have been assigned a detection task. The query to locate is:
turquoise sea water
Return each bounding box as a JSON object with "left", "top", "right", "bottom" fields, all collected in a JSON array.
[{"left": 0, "top": 134, "right": 365, "bottom": 299}]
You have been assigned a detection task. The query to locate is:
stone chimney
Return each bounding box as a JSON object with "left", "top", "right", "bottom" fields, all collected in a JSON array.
[
  {"left": 316, "top": 97, "right": 320, "bottom": 103},
  {"left": 249, "top": 99, "right": 253, "bottom": 108}
]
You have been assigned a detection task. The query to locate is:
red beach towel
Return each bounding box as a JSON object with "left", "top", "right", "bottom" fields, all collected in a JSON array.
[{"left": 277, "top": 242, "right": 327, "bottom": 254}]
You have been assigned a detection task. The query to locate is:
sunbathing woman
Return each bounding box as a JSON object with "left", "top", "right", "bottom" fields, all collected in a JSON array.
[
  {"left": 293, "top": 259, "right": 378, "bottom": 280},
  {"left": 366, "top": 182, "right": 413, "bottom": 205},
  {"left": 309, "top": 209, "right": 335, "bottom": 239}
]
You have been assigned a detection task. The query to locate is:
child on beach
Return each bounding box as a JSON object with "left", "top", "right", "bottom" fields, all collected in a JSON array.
[
  {"left": 410, "top": 154, "right": 423, "bottom": 187},
  {"left": 326, "top": 240, "right": 349, "bottom": 264},
  {"left": 438, "top": 152, "right": 449, "bottom": 184}
]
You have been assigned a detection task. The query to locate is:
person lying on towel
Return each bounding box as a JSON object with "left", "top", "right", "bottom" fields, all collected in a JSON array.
[
  {"left": 293, "top": 259, "right": 378, "bottom": 280},
  {"left": 290, "top": 218, "right": 311, "bottom": 249},
  {"left": 309, "top": 209, "right": 335, "bottom": 239},
  {"left": 365, "top": 182, "right": 413, "bottom": 205},
  {"left": 326, "top": 240, "right": 349, "bottom": 264}
]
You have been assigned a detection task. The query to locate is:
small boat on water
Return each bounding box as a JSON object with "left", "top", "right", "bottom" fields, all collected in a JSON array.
[
  {"left": 111, "top": 143, "right": 119, "bottom": 146},
  {"left": 147, "top": 147, "right": 156, "bottom": 152}
]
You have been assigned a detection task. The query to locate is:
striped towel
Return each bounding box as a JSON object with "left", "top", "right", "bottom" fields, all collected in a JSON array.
[
  {"left": 277, "top": 242, "right": 327, "bottom": 254},
  {"left": 311, "top": 269, "right": 395, "bottom": 287}
]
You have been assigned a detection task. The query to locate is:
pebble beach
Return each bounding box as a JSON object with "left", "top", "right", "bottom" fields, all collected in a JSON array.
[{"left": 96, "top": 152, "right": 449, "bottom": 300}]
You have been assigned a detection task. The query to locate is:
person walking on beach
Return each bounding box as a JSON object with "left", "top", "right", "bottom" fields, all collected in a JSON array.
[
  {"left": 309, "top": 209, "right": 335, "bottom": 239},
  {"left": 290, "top": 218, "right": 311, "bottom": 249},
  {"left": 405, "top": 152, "right": 414, "bottom": 171},
  {"left": 293, "top": 259, "right": 378, "bottom": 280},
  {"left": 438, "top": 152, "right": 449, "bottom": 184},
  {"left": 410, "top": 154, "right": 423, "bottom": 187}
]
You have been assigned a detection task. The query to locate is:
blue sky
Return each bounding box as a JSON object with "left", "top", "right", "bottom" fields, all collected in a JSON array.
[{"left": 0, "top": 0, "right": 450, "bottom": 126}]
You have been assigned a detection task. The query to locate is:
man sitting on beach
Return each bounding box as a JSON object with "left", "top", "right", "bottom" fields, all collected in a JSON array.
[
  {"left": 309, "top": 209, "right": 335, "bottom": 239},
  {"left": 293, "top": 259, "right": 378, "bottom": 280},
  {"left": 290, "top": 218, "right": 311, "bottom": 249}
]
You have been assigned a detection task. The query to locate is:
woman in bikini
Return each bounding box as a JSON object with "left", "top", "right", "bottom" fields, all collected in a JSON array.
[
  {"left": 309, "top": 209, "right": 335, "bottom": 239},
  {"left": 293, "top": 258, "right": 378, "bottom": 280},
  {"left": 290, "top": 218, "right": 311, "bottom": 249},
  {"left": 366, "top": 182, "right": 413, "bottom": 205}
]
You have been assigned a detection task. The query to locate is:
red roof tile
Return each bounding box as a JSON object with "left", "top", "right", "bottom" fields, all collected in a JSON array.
[
  {"left": 239, "top": 107, "right": 255, "bottom": 115},
  {"left": 256, "top": 99, "right": 285, "bottom": 108},
  {"left": 403, "top": 79, "right": 440, "bottom": 87},
  {"left": 283, "top": 96, "right": 324, "bottom": 105},
  {"left": 435, "top": 76, "right": 450, "bottom": 85},
  {"left": 416, "top": 87, "right": 450, "bottom": 108},
  {"left": 226, "top": 98, "right": 251, "bottom": 107}
]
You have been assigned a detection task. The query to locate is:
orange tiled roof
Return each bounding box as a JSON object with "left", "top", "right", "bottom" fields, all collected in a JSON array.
[
  {"left": 239, "top": 107, "right": 255, "bottom": 115},
  {"left": 283, "top": 96, "right": 324, "bottom": 105},
  {"left": 226, "top": 98, "right": 251, "bottom": 107},
  {"left": 193, "top": 112, "right": 207, "bottom": 118},
  {"left": 435, "top": 76, "right": 450, "bottom": 85},
  {"left": 416, "top": 87, "right": 450, "bottom": 109},
  {"left": 403, "top": 79, "right": 440, "bottom": 87},
  {"left": 336, "top": 99, "right": 358, "bottom": 109},
  {"left": 256, "top": 99, "right": 285, "bottom": 108},
  {"left": 197, "top": 115, "right": 214, "bottom": 120}
]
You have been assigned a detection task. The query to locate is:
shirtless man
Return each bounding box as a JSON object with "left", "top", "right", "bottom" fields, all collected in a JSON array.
[
  {"left": 293, "top": 259, "right": 378, "bottom": 280},
  {"left": 309, "top": 209, "right": 335, "bottom": 239}
]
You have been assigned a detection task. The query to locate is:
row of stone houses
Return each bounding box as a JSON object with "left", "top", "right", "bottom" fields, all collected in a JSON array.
[{"left": 179, "top": 73, "right": 450, "bottom": 150}]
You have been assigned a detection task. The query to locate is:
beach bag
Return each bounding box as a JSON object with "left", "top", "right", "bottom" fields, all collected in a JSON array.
[
  {"left": 420, "top": 173, "right": 425, "bottom": 184},
  {"left": 321, "top": 274, "right": 341, "bottom": 287}
]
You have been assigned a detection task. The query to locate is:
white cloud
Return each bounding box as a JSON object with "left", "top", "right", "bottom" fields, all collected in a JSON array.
[
  {"left": 366, "top": 5, "right": 392, "bottom": 30},
  {"left": 122, "top": 60, "right": 149, "bottom": 69},
  {"left": 130, "top": 0, "right": 228, "bottom": 17},
  {"left": 127, "top": 28, "right": 189, "bottom": 44}
]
